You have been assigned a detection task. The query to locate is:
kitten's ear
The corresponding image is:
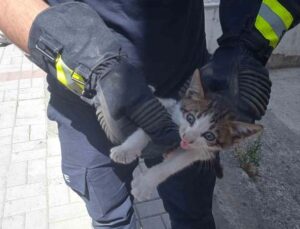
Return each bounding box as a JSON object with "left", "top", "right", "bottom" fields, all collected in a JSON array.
[
  {"left": 186, "top": 69, "right": 205, "bottom": 100},
  {"left": 229, "top": 121, "right": 263, "bottom": 144}
]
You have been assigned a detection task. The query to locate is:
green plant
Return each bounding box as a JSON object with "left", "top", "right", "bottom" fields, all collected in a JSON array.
[{"left": 234, "top": 136, "right": 262, "bottom": 178}]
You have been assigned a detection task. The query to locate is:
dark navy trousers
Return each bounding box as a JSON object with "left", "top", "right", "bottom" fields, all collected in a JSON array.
[{"left": 47, "top": 92, "right": 216, "bottom": 229}]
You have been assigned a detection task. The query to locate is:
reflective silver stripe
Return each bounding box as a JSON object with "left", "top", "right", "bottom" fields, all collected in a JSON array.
[{"left": 258, "top": 3, "right": 287, "bottom": 38}]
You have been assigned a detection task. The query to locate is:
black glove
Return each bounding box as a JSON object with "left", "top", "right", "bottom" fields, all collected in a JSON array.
[
  {"left": 200, "top": 39, "right": 272, "bottom": 121},
  {"left": 28, "top": 2, "right": 180, "bottom": 151}
]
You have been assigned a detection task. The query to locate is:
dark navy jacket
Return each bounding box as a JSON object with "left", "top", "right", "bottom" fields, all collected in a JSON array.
[
  {"left": 47, "top": 0, "right": 208, "bottom": 98},
  {"left": 46, "top": 0, "right": 300, "bottom": 98}
]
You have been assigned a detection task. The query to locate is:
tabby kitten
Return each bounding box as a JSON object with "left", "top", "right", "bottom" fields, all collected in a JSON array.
[{"left": 110, "top": 69, "right": 263, "bottom": 201}]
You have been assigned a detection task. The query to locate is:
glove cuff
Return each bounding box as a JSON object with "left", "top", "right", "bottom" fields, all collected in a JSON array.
[
  {"left": 217, "top": 32, "right": 273, "bottom": 66},
  {"left": 240, "top": 30, "right": 273, "bottom": 65},
  {"left": 130, "top": 98, "right": 180, "bottom": 147}
]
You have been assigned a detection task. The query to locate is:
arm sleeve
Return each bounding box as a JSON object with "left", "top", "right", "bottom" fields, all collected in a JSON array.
[{"left": 219, "top": 0, "right": 300, "bottom": 49}]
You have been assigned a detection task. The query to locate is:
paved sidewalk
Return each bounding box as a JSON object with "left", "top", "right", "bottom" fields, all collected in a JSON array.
[{"left": 0, "top": 45, "right": 170, "bottom": 229}]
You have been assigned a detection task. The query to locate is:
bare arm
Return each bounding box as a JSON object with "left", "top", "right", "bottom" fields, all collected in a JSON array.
[{"left": 0, "top": 0, "right": 48, "bottom": 53}]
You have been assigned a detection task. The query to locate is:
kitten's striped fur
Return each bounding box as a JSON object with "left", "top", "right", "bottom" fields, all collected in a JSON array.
[{"left": 110, "top": 69, "right": 263, "bottom": 201}]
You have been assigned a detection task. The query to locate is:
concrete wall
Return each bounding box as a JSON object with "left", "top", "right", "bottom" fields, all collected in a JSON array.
[{"left": 204, "top": 3, "right": 300, "bottom": 68}]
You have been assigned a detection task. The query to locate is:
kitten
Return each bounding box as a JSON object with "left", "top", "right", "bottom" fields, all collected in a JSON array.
[{"left": 110, "top": 69, "right": 263, "bottom": 201}]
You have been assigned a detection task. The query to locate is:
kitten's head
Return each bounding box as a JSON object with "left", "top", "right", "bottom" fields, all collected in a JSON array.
[{"left": 179, "top": 69, "right": 263, "bottom": 160}]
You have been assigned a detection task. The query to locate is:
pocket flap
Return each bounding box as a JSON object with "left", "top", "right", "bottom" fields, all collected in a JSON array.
[{"left": 62, "top": 163, "right": 87, "bottom": 195}]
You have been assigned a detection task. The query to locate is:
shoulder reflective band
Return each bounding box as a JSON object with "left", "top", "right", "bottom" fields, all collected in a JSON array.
[
  {"left": 55, "top": 55, "right": 85, "bottom": 95},
  {"left": 255, "top": 0, "right": 294, "bottom": 48}
]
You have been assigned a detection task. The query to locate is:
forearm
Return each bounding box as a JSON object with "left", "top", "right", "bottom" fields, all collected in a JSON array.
[
  {"left": 219, "top": 0, "right": 300, "bottom": 49},
  {"left": 0, "top": 0, "right": 48, "bottom": 53}
]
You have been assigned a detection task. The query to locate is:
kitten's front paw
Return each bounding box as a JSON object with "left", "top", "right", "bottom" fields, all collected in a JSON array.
[
  {"left": 131, "top": 173, "right": 157, "bottom": 201},
  {"left": 110, "top": 146, "right": 139, "bottom": 164}
]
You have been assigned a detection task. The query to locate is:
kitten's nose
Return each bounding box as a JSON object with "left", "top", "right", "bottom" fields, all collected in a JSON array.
[
  {"left": 182, "top": 134, "right": 194, "bottom": 144},
  {"left": 180, "top": 138, "right": 194, "bottom": 150}
]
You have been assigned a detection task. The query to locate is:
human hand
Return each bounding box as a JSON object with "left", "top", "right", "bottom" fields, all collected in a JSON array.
[
  {"left": 200, "top": 42, "right": 271, "bottom": 122},
  {"left": 28, "top": 2, "right": 180, "bottom": 153}
]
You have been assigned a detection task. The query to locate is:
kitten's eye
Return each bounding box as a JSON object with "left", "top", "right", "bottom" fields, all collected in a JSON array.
[
  {"left": 202, "top": 131, "right": 216, "bottom": 141},
  {"left": 186, "top": 113, "right": 195, "bottom": 125}
]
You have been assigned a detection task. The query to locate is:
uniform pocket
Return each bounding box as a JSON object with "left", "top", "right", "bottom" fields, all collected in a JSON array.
[
  {"left": 62, "top": 162, "right": 87, "bottom": 196},
  {"left": 61, "top": 163, "right": 130, "bottom": 220},
  {"left": 85, "top": 167, "right": 128, "bottom": 220}
]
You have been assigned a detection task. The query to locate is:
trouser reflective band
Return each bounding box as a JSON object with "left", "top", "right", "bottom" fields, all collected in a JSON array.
[
  {"left": 55, "top": 55, "right": 85, "bottom": 95},
  {"left": 255, "top": 0, "right": 293, "bottom": 48}
]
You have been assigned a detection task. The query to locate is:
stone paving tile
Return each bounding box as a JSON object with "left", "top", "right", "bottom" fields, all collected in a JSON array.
[
  {"left": 21, "top": 64, "right": 34, "bottom": 73},
  {"left": 47, "top": 137, "right": 62, "bottom": 157},
  {"left": 6, "top": 162, "right": 27, "bottom": 187},
  {"left": 25, "top": 209, "right": 47, "bottom": 229},
  {"left": 16, "top": 116, "right": 46, "bottom": 127},
  {"left": 30, "top": 124, "right": 47, "bottom": 140},
  {"left": 16, "top": 97, "right": 45, "bottom": 112},
  {"left": 19, "top": 70, "right": 34, "bottom": 80},
  {"left": 68, "top": 188, "right": 83, "bottom": 204},
  {"left": 0, "top": 145, "right": 10, "bottom": 167},
  {"left": 0, "top": 65, "right": 22, "bottom": 73},
  {"left": 0, "top": 128, "right": 12, "bottom": 146},
  {"left": 47, "top": 120, "right": 58, "bottom": 137},
  {"left": 48, "top": 183, "right": 69, "bottom": 207},
  {"left": 0, "top": 101, "right": 16, "bottom": 128},
  {"left": 16, "top": 98, "right": 46, "bottom": 126},
  {"left": 3, "top": 195, "right": 46, "bottom": 217},
  {"left": 0, "top": 127, "right": 12, "bottom": 137},
  {"left": 0, "top": 135, "right": 11, "bottom": 146},
  {"left": 0, "top": 66, "right": 23, "bottom": 74},
  {"left": 12, "top": 126, "right": 29, "bottom": 143},
  {"left": 47, "top": 156, "right": 61, "bottom": 168},
  {"left": 47, "top": 166, "right": 64, "bottom": 184},
  {"left": 12, "top": 140, "right": 46, "bottom": 153},
  {"left": 0, "top": 189, "right": 5, "bottom": 219},
  {"left": 0, "top": 90, "right": 4, "bottom": 101},
  {"left": 6, "top": 183, "right": 46, "bottom": 201},
  {"left": 2, "top": 214, "right": 25, "bottom": 229},
  {"left": 11, "top": 56, "right": 22, "bottom": 65},
  {"left": 0, "top": 81, "right": 18, "bottom": 90},
  {"left": 0, "top": 72, "right": 19, "bottom": 82},
  {"left": 161, "top": 213, "right": 171, "bottom": 229},
  {"left": 135, "top": 199, "right": 166, "bottom": 219},
  {"left": 4, "top": 89, "right": 18, "bottom": 101},
  {"left": 0, "top": 154, "right": 9, "bottom": 179},
  {"left": 11, "top": 149, "right": 46, "bottom": 163},
  {"left": 49, "top": 202, "right": 88, "bottom": 223},
  {"left": 19, "top": 79, "right": 31, "bottom": 89},
  {"left": 32, "top": 78, "right": 45, "bottom": 88},
  {"left": 49, "top": 216, "right": 91, "bottom": 229},
  {"left": 136, "top": 220, "right": 142, "bottom": 229},
  {"left": 19, "top": 87, "right": 44, "bottom": 100},
  {"left": 141, "top": 216, "right": 166, "bottom": 229},
  {"left": 27, "top": 158, "right": 46, "bottom": 184}
]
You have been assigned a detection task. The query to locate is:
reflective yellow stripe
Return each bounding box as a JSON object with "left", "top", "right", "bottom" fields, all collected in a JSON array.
[
  {"left": 255, "top": 15, "right": 279, "bottom": 48},
  {"left": 55, "top": 55, "right": 85, "bottom": 94},
  {"left": 263, "top": 0, "right": 293, "bottom": 29},
  {"left": 255, "top": 0, "right": 294, "bottom": 48},
  {"left": 56, "top": 56, "right": 69, "bottom": 87}
]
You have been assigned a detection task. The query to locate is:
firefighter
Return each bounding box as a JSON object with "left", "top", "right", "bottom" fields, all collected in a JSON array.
[{"left": 0, "top": 0, "right": 299, "bottom": 228}]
